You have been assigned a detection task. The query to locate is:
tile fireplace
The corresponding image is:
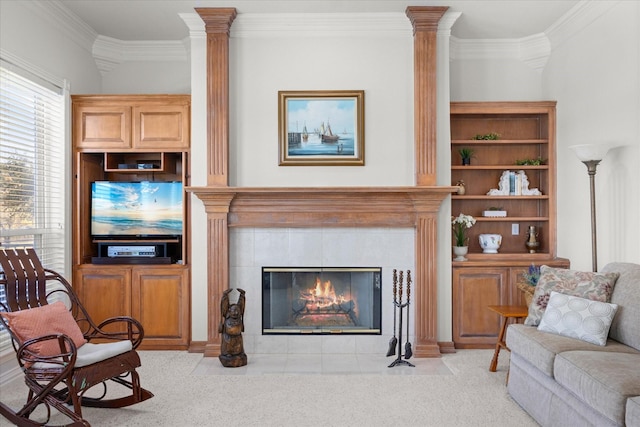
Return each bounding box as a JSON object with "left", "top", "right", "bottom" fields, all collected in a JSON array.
[{"left": 262, "top": 267, "right": 382, "bottom": 335}]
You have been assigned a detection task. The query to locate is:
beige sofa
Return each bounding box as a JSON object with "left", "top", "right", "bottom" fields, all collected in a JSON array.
[{"left": 506, "top": 262, "right": 640, "bottom": 427}]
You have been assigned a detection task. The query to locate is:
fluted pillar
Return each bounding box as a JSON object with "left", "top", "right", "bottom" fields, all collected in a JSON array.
[
  {"left": 196, "top": 8, "right": 236, "bottom": 187},
  {"left": 406, "top": 6, "right": 448, "bottom": 186}
]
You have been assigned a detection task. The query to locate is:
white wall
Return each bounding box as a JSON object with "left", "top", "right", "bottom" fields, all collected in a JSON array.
[
  {"left": 0, "top": 1, "right": 101, "bottom": 94},
  {"left": 101, "top": 61, "right": 190, "bottom": 94},
  {"left": 228, "top": 22, "right": 415, "bottom": 187},
  {"left": 542, "top": 1, "right": 640, "bottom": 270},
  {"left": 450, "top": 58, "right": 542, "bottom": 102}
]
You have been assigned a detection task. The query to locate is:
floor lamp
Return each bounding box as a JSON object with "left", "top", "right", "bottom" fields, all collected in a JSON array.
[{"left": 569, "top": 144, "right": 613, "bottom": 272}]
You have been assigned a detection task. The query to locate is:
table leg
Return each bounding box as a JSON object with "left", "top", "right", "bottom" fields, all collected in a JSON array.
[{"left": 489, "top": 315, "right": 510, "bottom": 372}]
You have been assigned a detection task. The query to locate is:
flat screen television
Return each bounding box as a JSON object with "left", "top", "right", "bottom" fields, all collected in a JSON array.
[{"left": 91, "top": 181, "right": 183, "bottom": 239}]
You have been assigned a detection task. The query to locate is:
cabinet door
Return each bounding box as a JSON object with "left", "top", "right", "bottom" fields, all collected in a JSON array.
[
  {"left": 133, "top": 105, "right": 189, "bottom": 150},
  {"left": 132, "top": 266, "right": 189, "bottom": 347},
  {"left": 452, "top": 267, "right": 508, "bottom": 348},
  {"left": 73, "top": 105, "right": 132, "bottom": 149},
  {"left": 75, "top": 266, "right": 132, "bottom": 332}
]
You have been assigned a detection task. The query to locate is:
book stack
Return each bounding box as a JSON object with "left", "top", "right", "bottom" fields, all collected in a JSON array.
[{"left": 509, "top": 171, "right": 523, "bottom": 196}]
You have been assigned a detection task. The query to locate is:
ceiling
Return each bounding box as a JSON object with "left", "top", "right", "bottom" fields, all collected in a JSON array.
[{"left": 59, "top": 0, "right": 581, "bottom": 41}]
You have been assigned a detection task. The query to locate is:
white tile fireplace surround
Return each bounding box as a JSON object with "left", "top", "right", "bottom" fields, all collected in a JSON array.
[{"left": 230, "top": 227, "right": 415, "bottom": 355}]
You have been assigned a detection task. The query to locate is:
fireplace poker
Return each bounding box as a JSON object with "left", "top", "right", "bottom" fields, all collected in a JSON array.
[
  {"left": 388, "top": 270, "right": 414, "bottom": 368},
  {"left": 386, "top": 269, "right": 398, "bottom": 357},
  {"left": 404, "top": 271, "right": 413, "bottom": 359}
]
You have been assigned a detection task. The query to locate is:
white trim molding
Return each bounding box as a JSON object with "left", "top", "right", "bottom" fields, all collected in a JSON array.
[
  {"left": 546, "top": 0, "right": 622, "bottom": 50},
  {"left": 92, "top": 36, "right": 188, "bottom": 75},
  {"left": 450, "top": 33, "right": 551, "bottom": 72},
  {"left": 231, "top": 13, "right": 413, "bottom": 38},
  {"left": 27, "top": 0, "right": 97, "bottom": 53}
]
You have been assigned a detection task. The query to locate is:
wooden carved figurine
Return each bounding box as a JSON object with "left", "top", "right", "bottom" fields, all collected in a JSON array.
[{"left": 219, "top": 288, "right": 247, "bottom": 367}]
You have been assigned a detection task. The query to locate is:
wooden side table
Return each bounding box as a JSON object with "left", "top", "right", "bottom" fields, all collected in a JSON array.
[{"left": 487, "top": 305, "right": 529, "bottom": 372}]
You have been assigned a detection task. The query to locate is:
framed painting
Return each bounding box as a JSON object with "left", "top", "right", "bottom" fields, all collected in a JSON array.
[{"left": 278, "top": 90, "right": 365, "bottom": 166}]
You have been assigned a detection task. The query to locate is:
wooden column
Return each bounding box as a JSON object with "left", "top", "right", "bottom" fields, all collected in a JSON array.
[
  {"left": 196, "top": 8, "right": 236, "bottom": 187},
  {"left": 197, "top": 193, "right": 235, "bottom": 356},
  {"left": 406, "top": 6, "right": 448, "bottom": 186}
]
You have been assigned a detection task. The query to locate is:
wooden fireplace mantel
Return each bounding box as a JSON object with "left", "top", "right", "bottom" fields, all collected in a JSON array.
[
  {"left": 188, "top": 186, "right": 455, "bottom": 228},
  {"left": 188, "top": 186, "right": 456, "bottom": 358}
]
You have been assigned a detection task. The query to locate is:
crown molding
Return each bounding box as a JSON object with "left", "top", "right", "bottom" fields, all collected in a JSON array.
[
  {"left": 438, "top": 11, "right": 462, "bottom": 36},
  {"left": 27, "top": 0, "right": 97, "bottom": 53},
  {"left": 92, "top": 36, "right": 188, "bottom": 75},
  {"left": 231, "top": 13, "right": 412, "bottom": 38},
  {"left": 449, "top": 0, "right": 620, "bottom": 71},
  {"left": 450, "top": 33, "right": 550, "bottom": 72},
  {"left": 180, "top": 13, "right": 206, "bottom": 39},
  {"left": 545, "top": 0, "right": 621, "bottom": 49}
]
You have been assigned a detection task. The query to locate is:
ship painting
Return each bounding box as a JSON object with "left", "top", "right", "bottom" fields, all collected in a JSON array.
[
  {"left": 320, "top": 120, "right": 340, "bottom": 143},
  {"left": 280, "top": 91, "right": 363, "bottom": 164}
]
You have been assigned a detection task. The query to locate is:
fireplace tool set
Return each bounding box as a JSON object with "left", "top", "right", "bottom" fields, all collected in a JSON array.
[{"left": 386, "top": 269, "right": 414, "bottom": 368}]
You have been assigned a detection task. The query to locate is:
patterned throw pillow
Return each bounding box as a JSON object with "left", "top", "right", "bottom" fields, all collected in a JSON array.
[
  {"left": 538, "top": 291, "right": 619, "bottom": 346},
  {"left": 524, "top": 266, "right": 619, "bottom": 326},
  {"left": 1, "top": 301, "right": 86, "bottom": 356}
]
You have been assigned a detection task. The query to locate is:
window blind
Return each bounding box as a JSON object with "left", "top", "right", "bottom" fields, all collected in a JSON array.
[{"left": 0, "top": 59, "right": 66, "bottom": 353}]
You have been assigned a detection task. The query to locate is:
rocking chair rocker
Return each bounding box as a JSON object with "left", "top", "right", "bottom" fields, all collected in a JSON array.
[{"left": 0, "top": 248, "right": 153, "bottom": 426}]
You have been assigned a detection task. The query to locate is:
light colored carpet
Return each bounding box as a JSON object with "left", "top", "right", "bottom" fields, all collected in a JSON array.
[{"left": 0, "top": 349, "right": 537, "bottom": 426}]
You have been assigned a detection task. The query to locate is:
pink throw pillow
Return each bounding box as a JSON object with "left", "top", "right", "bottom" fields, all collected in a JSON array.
[{"left": 1, "top": 301, "right": 86, "bottom": 356}]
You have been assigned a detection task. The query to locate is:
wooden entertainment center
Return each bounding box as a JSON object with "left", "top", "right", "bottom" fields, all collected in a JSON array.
[{"left": 71, "top": 94, "right": 191, "bottom": 350}]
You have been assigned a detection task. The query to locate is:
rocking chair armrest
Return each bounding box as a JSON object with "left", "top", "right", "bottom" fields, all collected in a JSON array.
[
  {"left": 17, "top": 334, "right": 78, "bottom": 369},
  {"left": 90, "top": 316, "right": 145, "bottom": 349}
]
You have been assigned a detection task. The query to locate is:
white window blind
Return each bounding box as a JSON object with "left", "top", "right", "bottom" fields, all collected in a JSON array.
[{"left": 0, "top": 59, "right": 66, "bottom": 353}]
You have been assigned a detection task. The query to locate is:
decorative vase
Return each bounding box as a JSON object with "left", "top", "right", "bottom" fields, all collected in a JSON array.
[
  {"left": 461, "top": 157, "right": 471, "bottom": 166},
  {"left": 525, "top": 225, "right": 540, "bottom": 253},
  {"left": 479, "top": 234, "right": 502, "bottom": 254},
  {"left": 453, "top": 245, "right": 469, "bottom": 261},
  {"left": 456, "top": 180, "right": 466, "bottom": 195}
]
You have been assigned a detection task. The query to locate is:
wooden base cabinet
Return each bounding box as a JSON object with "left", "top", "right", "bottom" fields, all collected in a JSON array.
[
  {"left": 452, "top": 259, "right": 569, "bottom": 348},
  {"left": 75, "top": 264, "right": 190, "bottom": 350}
]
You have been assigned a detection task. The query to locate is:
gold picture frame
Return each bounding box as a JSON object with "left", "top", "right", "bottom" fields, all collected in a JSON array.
[{"left": 278, "top": 90, "right": 365, "bottom": 166}]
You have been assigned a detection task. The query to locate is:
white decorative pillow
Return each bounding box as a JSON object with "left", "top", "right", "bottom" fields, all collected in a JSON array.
[
  {"left": 524, "top": 265, "right": 619, "bottom": 326},
  {"left": 537, "top": 291, "right": 618, "bottom": 346}
]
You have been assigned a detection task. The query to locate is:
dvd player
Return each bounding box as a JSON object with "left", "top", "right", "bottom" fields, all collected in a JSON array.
[{"left": 107, "top": 245, "right": 156, "bottom": 257}]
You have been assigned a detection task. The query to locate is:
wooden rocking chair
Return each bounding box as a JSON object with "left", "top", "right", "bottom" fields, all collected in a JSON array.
[{"left": 0, "top": 248, "right": 153, "bottom": 426}]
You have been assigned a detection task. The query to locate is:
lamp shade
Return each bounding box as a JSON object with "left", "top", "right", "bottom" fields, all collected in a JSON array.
[{"left": 569, "top": 144, "right": 612, "bottom": 162}]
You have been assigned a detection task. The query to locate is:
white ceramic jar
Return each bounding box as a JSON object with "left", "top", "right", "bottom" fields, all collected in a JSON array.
[{"left": 479, "top": 234, "right": 502, "bottom": 254}]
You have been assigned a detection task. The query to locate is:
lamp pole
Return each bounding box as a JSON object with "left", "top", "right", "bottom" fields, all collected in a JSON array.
[{"left": 583, "top": 160, "right": 601, "bottom": 272}]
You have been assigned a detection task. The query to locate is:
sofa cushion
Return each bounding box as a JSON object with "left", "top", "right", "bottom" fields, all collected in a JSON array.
[
  {"left": 554, "top": 351, "right": 640, "bottom": 426},
  {"left": 538, "top": 291, "right": 618, "bottom": 346},
  {"left": 627, "top": 396, "right": 640, "bottom": 427},
  {"left": 506, "top": 324, "right": 639, "bottom": 377},
  {"left": 602, "top": 262, "right": 640, "bottom": 351},
  {"left": 524, "top": 266, "right": 619, "bottom": 326}
]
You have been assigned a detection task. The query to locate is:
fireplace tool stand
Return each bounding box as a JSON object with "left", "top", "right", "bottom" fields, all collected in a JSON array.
[{"left": 388, "top": 270, "right": 414, "bottom": 368}]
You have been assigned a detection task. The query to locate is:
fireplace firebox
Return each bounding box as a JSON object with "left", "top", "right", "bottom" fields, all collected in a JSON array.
[{"left": 262, "top": 267, "right": 382, "bottom": 335}]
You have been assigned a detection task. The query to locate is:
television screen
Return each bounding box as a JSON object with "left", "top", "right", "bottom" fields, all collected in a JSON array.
[{"left": 91, "top": 181, "right": 183, "bottom": 238}]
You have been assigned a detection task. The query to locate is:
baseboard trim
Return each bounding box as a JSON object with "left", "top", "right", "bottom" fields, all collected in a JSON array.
[
  {"left": 188, "top": 341, "right": 207, "bottom": 353},
  {"left": 438, "top": 341, "right": 456, "bottom": 353}
]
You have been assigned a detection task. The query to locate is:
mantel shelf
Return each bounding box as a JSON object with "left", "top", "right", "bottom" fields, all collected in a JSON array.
[{"left": 187, "top": 186, "right": 457, "bottom": 228}]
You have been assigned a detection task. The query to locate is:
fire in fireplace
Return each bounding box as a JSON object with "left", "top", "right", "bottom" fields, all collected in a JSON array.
[{"left": 262, "top": 267, "right": 382, "bottom": 335}]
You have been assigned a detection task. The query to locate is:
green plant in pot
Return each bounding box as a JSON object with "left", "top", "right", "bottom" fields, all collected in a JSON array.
[{"left": 459, "top": 147, "right": 474, "bottom": 165}]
